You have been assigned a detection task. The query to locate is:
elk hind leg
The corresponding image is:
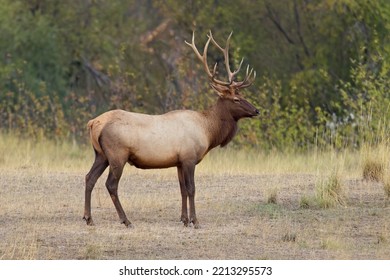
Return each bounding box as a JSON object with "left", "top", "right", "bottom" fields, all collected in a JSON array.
[
  {"left": 84, "top": 152, "right": 108, "bottom": 225},
  {"left": 105, "top": 163, "right": 132, "bottom": 227}
]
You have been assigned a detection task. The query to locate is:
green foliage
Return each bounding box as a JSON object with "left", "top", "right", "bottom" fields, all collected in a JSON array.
[
  {"left": 236, "top": 78, "right": 314, "bottom": 150},
  {"left": 0, "top": 72, "right": 67, "bottom": 140},
  {"left": 0, "top": 0, "right": 389, "bottom": 151},
  {"left": 0, "top": 0, "right": 67, "bottom": 95},
  {"left": 315, "top": 53, "right": 390, "bottom": 150}
]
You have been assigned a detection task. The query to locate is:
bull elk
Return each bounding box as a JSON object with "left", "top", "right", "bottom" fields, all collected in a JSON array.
[{"left": 84, "top": 31, "right": 259, "bottom": 228}]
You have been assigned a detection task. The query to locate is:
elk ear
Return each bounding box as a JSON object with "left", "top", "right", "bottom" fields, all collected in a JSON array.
[{"left": 210, "top": 83, "right": 230, "bottom": 97}]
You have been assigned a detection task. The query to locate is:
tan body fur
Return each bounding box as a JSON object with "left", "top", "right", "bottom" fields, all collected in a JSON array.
[{"left": 89, "top": 109, "right": 211, "bottom": 169}]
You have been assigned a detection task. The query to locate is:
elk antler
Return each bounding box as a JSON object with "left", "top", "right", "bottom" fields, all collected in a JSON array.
[
  {"left": 185, "top": 31, "right": 256, "bottom": 91},
  {"left": 208, "top": 31, "right": 244, "bottom": 85},
  {"left": 235, "top": 64, "right": 257, "bottom": 89},
  {"left": 185, "top": 32, "right": 229, "bottom": 86}
]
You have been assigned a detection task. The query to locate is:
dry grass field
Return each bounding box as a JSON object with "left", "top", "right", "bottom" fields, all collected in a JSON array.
[{"left": 0, "top": 135, "right": 389, "bottom": 260}]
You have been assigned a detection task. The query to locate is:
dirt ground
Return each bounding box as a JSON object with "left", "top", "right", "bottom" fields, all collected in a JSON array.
[{"left": 0, "top": 165, "right": 389, "bottom": 260}]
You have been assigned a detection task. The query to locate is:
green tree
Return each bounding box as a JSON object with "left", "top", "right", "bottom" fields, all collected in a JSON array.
[{"left": 0, "top": 0, "right": 389, "bottom": 150}]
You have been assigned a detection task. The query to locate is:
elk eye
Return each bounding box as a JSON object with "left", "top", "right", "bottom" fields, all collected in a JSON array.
[{"left": 233, "top": 97, "right": 240, "bottom": 103}]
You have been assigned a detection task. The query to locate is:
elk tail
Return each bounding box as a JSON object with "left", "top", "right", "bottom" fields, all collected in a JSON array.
[{"left": 87, "top": 119, "right": 104, "bottom": 155}]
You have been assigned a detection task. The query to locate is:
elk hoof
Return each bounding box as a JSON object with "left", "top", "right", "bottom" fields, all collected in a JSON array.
[
  {"left": 191, "top": 218, "right": 200, "bottom": 229},
  {"left": 180, "top": 216, "right": 189, "bottom": 227},
  {"left": 83, "top": 216, "right": 94, "bottom": 226},
  {"left": 193, "top": 222, "right": 200, "bottom": 229},
  {"left": 122, "top": 220, "right": 133, "bottom": 228}
]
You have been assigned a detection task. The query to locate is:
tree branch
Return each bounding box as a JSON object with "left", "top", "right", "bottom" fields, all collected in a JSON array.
[
  {"left": 265, "top": 2, "right": 295, "bottom": 45},
  {"left": 81, "top": 57, "right": 111, "bottom": 87},
  {"left": 293, "top": 0, "right": 311, "bottom": 57},
  {"left": 140, "top": 19, "right": 171, "bottom": 53}
]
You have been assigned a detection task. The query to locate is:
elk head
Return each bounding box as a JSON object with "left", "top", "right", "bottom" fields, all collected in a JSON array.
[{"left": 185, "top": 31, "right": 259, "bottom": 120}]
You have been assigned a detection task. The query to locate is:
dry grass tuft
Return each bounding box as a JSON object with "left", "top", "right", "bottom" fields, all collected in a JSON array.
[
  {"left": 299, "top": 172, "right": 345, "bottom": 209},
  {"left": 282, "top": 233, "right": 297, "bottom": 242},
  {"left": 315, "top": 172, "right": 345, "bottom": 208},
  {"left": 361, "top": 143, "right": 389, "bottom": 182},
  {"left": 299, "top": 195, "right": 311, "bottom": 209},
  {"left": 382, "top": 173, "right": 390, "bottom": 205},
  {"left": 84, "top": 244, "right": 102, "bottom": 260},
  {"left": 320, "top": 237, "right": 343, "bottom": 250},
  {"left": 266, "top": 188, "right": 278, "bottom": 204},
  {"left": 360, "top": 143, "right": 390, "bottom": 203},
  {"left": 363, "top": 159, "right": 384, "bottom": 182}
]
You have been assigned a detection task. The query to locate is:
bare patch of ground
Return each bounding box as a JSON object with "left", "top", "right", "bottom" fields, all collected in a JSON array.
[{"left": 1, "top": 167, "right": 389, "bottom": 260}]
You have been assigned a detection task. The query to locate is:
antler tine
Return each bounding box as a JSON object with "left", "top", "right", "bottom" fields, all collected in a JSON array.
[
  {"left": 208, "top": 31, "right": 243, "bottom": 84},
  {"left": 241, "top": 65, "right": 253, "bottom": 84},
  {"left": 186, "top": 31, "right": 230, "bottom": 86},
  {"left": 185, "top": 32, "right": 212, "bottom": 78},
  {"left": 230, "top": 57, "right": 244, "bottom": 82},
  {"left": 236, "top": 66, "right": 256, "bottom": 89},
  {"left": 207, "top": 30, "right": 226, "bottom": 52}
]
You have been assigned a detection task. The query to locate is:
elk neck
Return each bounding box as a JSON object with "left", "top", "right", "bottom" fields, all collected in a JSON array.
[{"left": 202, "top": 97, "right": 238, "bottom": 149}]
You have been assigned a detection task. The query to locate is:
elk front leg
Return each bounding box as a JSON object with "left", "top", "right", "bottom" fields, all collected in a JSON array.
[
  {"left": 183, "top": 164, "right": 199, "bottom": 229},
  {"left": 188, "top": 190, "right": 199, "bottom": 229},
  {"left": 177, "top": 166, "right": 189, "bottom": 226},
  {"left": 105, "top": 165, "right": 132, "bottom": 227},
  {"left": 84, "top": 153, "right": 108, "bottom": 225}
]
